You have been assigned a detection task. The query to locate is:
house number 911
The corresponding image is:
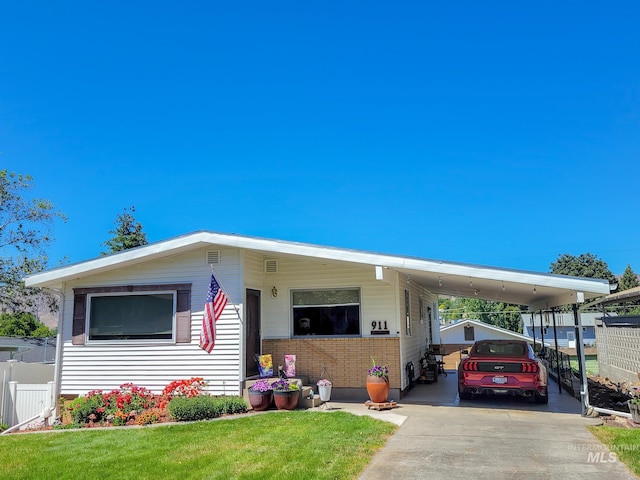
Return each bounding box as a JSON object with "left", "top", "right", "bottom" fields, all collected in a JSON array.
[{"left": 371, "top": 321, "right": 390, "bottom": 335}]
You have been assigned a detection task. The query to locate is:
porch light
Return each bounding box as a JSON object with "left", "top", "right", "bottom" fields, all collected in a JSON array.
[{"left": 272, "top": 286, "right": 278, "bottom": 298}]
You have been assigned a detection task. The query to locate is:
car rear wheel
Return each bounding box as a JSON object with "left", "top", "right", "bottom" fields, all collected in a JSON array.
[{"left": 534, "top": 391, "right": 548, "bottom": 404}]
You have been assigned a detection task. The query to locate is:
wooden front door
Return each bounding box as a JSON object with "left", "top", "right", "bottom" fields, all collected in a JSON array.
[{"left": 245, "top": 289, "right": 261, "bottom": 377}]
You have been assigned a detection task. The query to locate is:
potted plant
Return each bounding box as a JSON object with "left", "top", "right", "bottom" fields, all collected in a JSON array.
[
  {"left": 628, "top": 394, "right": 640, "bottom": 424},
  {"left": 271, "top": 378, "right": 300, "bottom": 410},
  {"left": 247, "top": 379, "right": 273, "bottom": 411},
  {"left": 366, "top": 358, "right": 389, "bottom": 403},
  {"left": 317, "top": 378, "right": 332, "bottom": 402}
]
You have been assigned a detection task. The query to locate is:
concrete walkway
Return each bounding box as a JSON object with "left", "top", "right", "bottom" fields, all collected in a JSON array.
[{"left": 325, "top": 372, "right": 639, "bottom": 480}]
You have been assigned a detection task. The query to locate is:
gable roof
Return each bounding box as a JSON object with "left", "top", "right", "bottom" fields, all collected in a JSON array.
[
  {"left": 24, "top": 230, "right": 611, "bottom": 309},
  {"left": 440, "top": 319, "right": 534, "bottom": 343}
]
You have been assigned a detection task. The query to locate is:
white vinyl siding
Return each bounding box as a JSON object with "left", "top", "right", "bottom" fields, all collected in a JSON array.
[
  {"left": 398, "top": 274, "right": 438, "bottom": 389},
  {"left": 59, "top": 248, "right": 244, "bottom": 396},
  {"left": 258, "top": 258, "right": 398, "bottom": 339}
]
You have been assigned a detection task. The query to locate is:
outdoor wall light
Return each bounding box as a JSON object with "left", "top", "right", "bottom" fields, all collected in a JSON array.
[{"left": 272, "top": 286, "right": 278, "bottom": 298}]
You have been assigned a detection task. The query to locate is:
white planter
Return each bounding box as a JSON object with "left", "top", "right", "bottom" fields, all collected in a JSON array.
[{"left": 318, "top": 384, "right": 332, "bottom": 402}]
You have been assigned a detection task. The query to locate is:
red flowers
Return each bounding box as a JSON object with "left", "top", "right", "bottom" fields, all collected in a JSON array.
[
  {"left": 67, "top": 378, "right": 208, "bottom": 427},
  {"left": 162, "top": 377, "right": 207, "bottom": 399}
]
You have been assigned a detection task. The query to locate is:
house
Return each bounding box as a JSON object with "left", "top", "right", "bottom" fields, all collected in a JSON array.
[
  {"left": 439, "top": 319, "right": 537, "bottom": 370},
  {"left": 521, "top": 312, "right": 610, "bottom": 348},
  {"left": 441, "top": 319, "right": 535, "bottom": 348},
  {"left": 0, "top": 337, "right": 56, "bottom": 363},
  {"left": 23, "top": 231, "right": 611, "bottom": 404}
]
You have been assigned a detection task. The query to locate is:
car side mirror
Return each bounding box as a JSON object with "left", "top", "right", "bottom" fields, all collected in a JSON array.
[{"left": 461, "top": 349, "right": 469, "bottom": 354}]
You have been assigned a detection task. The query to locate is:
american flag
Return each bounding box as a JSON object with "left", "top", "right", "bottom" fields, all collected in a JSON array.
[{"left": 199, "top": 273, "right": 228, "bottom": 353}]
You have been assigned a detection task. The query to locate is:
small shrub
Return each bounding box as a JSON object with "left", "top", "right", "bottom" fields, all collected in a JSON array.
[
  {"left": 217, "top": 395, "right": 248, "bottom": 414},
  {"left": 0, "top": 422, "right": 8, "bottom": 432},
  {"left": 68, "top": 393, "right": 105, "bottom": 425},
  {"left": 168, "top": 395, "right": 223, "bottom": 422}
]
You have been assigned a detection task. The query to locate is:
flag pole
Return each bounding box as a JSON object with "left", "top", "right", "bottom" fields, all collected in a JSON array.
[{"left": 210, "top": 265, "right": 243, "bottom": 325}]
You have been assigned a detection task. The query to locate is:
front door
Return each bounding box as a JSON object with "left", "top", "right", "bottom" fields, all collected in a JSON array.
[{"left": 245, "top": 289, "right": 261, "bottom": 377}]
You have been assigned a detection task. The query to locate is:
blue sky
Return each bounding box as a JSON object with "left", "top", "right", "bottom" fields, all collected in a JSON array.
[{"left": 1, "top": 2, "right": 639, "bottom": 275}]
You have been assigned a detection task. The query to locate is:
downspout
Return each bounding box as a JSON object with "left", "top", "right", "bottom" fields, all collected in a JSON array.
[{"left": 49, "top": 286, "right": 65, "bottom": 420}]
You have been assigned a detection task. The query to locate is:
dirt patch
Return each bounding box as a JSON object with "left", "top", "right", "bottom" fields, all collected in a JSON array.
[
  {"left": 587, "top": 375, "right": 640, "bottom": 428},
  {"left": 588, "top": 376, "right": 634, "bottom": 413}
]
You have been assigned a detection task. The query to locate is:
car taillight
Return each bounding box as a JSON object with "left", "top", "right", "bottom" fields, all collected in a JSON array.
[
  {"left": 521, "top": 362, "right": 539, "bottom": 373},
  {"left": 463, "top": 361, "right": 478, "bottom": 371}
]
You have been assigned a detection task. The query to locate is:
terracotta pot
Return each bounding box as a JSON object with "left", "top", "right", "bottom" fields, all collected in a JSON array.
[
  {"left": 273, "top": 390, "right": 300, "bottom": 410},
  {"left": 366, "top": 375, "right": 389, "bottom": 403},
  {"left": 248, "top": 390, "right": 273, "bottom": 411}
]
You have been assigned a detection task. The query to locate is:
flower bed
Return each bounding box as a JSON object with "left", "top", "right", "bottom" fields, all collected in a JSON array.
[{"left": 54, "top": 377, "right": 248, "bottom": 430}]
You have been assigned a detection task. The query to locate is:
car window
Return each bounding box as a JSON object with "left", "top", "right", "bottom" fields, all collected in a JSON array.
[{"left": 474, "top": 342, "right": 526, "bottom": 356}]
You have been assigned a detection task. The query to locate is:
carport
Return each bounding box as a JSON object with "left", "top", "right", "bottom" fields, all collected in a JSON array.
[{"left": 384, "top": 259, "right": 612, "bottom": 415}]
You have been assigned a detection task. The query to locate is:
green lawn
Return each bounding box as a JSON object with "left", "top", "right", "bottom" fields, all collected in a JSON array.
[
  {"left": 570, "top": 356, "right": 599, "bottom": 375},
  {"left": 0, "top": 411, "right": 396, "bottom": 480},
  {"left": 589, "top": 425, "right": 640, "bottom": 477}
]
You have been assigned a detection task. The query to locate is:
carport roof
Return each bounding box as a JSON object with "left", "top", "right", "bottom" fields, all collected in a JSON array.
[{"left": 24, "top": 231, "right": 611, "bottom": 309}]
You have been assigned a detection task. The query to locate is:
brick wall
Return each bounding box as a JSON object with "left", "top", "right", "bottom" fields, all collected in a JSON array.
[{"left": 262, "top": 337, "right": 401, "bottom": 389}]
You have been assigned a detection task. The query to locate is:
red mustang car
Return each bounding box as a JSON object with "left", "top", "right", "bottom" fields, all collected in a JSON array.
[{"left": 458, "top": 339, "right": 548, "bottom": 404}]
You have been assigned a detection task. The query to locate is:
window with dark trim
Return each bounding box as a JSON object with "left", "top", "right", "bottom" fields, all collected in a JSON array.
[
  {"left": 72, "top": 284, "right": 192, "bottom": 345},
  {"left": 292, "top": 288, "right": 360, "bottom": 336}
]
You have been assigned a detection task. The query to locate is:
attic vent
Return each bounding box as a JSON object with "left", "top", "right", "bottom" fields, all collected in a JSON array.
[
  {"left": 264, "top": 259, "right": 278, "bottom": 273},
  {"left": 206, "top": 250, "right": 221, "bottom": 265}
]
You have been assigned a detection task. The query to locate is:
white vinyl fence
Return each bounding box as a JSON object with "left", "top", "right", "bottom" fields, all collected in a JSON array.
[{"left": 1, "top": 360, "right": 55, "bottom": 429}]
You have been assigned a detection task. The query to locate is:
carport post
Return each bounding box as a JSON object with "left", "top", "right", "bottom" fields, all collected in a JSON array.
[
  {"left": 572, "top": 303, "right": 589, "bottom": 415},
  {"left": 539, "top": 311, "right": 545, "bottom": 350},
  {"left": 530, "top": 313, "right": 536, "bottom": 351},
  {"left": 551, "top": 308, "right": 561, "bottom": 394}
]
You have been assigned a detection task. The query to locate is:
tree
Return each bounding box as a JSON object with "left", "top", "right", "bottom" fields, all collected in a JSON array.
[
  {"left": 102, "top": 206, "right": 149, "bottom": 254},
  {"left": 0, "top": 312, "right": 56, "bottom": 337},
  {"left": 618, "top": 264, "right": 639, "bottom": 292},
  {"left": 0, "top": 170, "right": 67, "bottom": 313},
  {"left": 438, "top": 297, "right": 523, "bottom": 333},
  {"left": 616, "top": 265, "right": 640, "bottom": 314},
  {"left": 549, "top": 253, "right": 617, "bottom": 286}
]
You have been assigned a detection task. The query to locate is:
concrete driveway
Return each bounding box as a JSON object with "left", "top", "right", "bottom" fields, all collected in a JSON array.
[{"left": 329, "top": 373, "right": 638, "bottom": 480}]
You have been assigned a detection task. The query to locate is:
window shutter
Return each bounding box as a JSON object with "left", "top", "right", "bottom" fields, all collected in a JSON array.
[
  {"left": 72, "top": 292, "right": 86, "bottom": 345},
  {"left": 176, "top": 287, "right": 192, "bottom": 343}
]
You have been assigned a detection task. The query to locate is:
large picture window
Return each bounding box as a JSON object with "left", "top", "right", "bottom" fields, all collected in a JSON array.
[
  {"left": 72, "top": 284, "right": 192, "bottom": 345},
  {"left": 88, "top": 292, "right": 176, "bottom": 341},
  {"left": 292, "top": 288, "right": 360, "bottom": 336}
]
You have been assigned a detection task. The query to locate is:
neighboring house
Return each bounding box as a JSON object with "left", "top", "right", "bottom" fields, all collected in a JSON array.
[
  {"left": 23, "top": 231, "right": 610, "bottom": 402},
  {"left": 441, "top": 319, "right": 535, "bottom": 349},
  {"left": 439, "top": 319, "right": 537, "bottom": 370},
  {"left": 521, "top": 312, "right": 611, "bottom": 348},
  {"left": 0, "top": 337, "right": 56, "bottom": 363}
]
